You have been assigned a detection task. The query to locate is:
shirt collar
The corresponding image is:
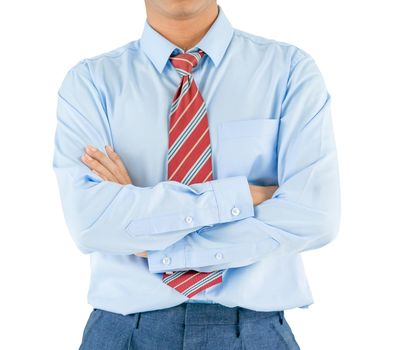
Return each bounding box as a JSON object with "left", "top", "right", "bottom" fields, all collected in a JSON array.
[{"left": 139, "top": 5, "right": 234, "bottom": 74}]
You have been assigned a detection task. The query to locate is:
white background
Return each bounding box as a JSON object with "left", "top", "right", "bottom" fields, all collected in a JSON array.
[{"left": 1, "top": 0, "right": 402, "bottom": 349}]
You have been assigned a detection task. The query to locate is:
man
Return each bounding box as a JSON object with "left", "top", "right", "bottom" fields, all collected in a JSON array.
[{"left": 53, "top": 1, "right": 340, "bottom": 349}]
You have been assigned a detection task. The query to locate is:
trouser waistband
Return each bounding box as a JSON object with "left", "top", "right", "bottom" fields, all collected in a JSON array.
[{"left": 137, "top": 302, "right": 284, "bottom": 326}]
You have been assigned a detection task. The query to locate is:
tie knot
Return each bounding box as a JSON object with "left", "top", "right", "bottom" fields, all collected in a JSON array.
[{"left": 169, "top": 49, "right": 205, "bottom": 76}]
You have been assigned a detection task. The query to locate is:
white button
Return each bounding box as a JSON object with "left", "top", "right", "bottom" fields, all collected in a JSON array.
[
  {"left": 215, "top": 252, "right": 223, "bottom": 260},
  {"left": 162, "top": 256, "right": 171, "bottom": 265},
  {"left": 166, "top": 271, "right": 174, "bottom": 275},
  {"left": 185, "top": 216, "right": 193, "bottom": 223},
  {"left": 231, "top": 207, "right": 240, "bottom": 216}
]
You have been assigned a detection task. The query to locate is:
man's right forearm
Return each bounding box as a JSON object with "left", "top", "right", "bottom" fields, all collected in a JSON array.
[
  {"left": 135, "top": 184, "right": 279, "bottom": 257},
  {"left": 54, "top": 161, "right": 255, "bottom": 255}
]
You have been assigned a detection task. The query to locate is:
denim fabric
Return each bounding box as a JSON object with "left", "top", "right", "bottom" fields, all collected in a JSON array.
[{"left": 79, "top": 303, "right": 301, "bottom": 349}]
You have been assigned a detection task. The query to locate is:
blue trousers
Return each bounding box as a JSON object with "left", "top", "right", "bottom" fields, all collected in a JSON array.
[{"left": 79, "top": 303, "right": 301, "bottom": 349}]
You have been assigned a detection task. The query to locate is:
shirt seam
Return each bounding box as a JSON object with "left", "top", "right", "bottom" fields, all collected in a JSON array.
[
  {"left": 84, "top": 43, "right": 132, "bottom": 62},
  {"left": 210, "top": 183, "right": 222, "bottom": 223}
]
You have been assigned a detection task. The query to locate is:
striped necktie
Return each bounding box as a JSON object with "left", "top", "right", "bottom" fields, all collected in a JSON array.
[{"left": 161, "top": 49, "right": 224, "bottom": 299}]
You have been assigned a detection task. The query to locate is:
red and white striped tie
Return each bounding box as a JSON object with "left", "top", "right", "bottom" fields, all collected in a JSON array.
[{"left": 162, "top": 49, "right": 224, "bottom": 299}]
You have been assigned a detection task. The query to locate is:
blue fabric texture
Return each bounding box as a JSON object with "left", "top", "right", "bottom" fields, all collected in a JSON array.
[
  {"left": 53, "top": 4, "right": 340, "bottom": 314},
  {"left": 79, "top": 303, "right": 300, "bottom": 350}
]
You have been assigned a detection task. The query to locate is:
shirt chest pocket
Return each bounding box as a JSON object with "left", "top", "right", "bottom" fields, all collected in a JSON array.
[{"left": 214, "top": 118, "right": 279, "bottom": 184}]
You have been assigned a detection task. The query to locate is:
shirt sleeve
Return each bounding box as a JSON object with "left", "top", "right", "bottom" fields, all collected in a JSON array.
[
  {"left": 147, "top": 50, "right": 341, "bottom": 273},
  {"left": 52, "top": 60, "right": 255, "bottom": 256}
]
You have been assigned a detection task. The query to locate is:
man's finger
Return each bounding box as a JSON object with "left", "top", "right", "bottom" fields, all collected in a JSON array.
[
  {"left": 105, "top": 145, "right": 132, "bottom": 184},
  {"left": 81, "top": 153, "right": 119, "bottom": 182},
  {"left": 92, "top": 169, "right": 107, "bottom": 181},
  {"left": 86, "top": 144, "right": 127, "bottom": 184}
]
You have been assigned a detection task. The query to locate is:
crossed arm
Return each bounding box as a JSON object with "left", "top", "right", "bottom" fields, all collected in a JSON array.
[
  {"left": 53, "top": 60, "right": 277, "bottom": 258},
  {"left": 79, "top": 144, "right": 279, "bottom": 257},
  {"left": 53, "top": 52, "right": 340, "bottom": 271}
]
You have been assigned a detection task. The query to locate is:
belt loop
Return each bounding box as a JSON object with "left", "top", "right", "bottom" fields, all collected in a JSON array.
[
  {"left": 136, "top": 312, "right": 141, "bottom": 329},
  {"left": 279, "top": 310, "right": 284, "bottom": 325},
  {"left": 236, "top": 308, "right": 240, "bottom": 337}
]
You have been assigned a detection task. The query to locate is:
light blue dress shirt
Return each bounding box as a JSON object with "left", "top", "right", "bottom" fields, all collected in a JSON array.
[{"left": 53, "top": 5, "right": 341, "bottom": 315}]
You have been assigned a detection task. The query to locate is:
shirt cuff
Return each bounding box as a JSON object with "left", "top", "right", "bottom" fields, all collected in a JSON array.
[
  {"left": 210, "top": 175, "right": 255, "bottom": 223},
  {"left": 147, "top": 235, "right": 280, "bottom": 274},
  {"left": 125, "top": 176, "right": 254, "bottom": 238},
  {"left": 147, "top": 239, "right": 187, "bottom": 273}
]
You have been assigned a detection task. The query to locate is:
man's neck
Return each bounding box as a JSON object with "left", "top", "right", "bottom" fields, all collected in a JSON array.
[{"left": 144, "top": 3, "right": 219, "bottom": 51}]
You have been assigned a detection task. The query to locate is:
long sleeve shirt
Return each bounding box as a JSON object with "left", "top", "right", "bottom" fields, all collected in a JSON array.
[{"left": 52, "top": 4, "right": 341, "bottom": 315}]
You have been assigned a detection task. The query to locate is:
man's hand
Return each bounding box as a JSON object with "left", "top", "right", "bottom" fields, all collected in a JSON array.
[
  {"left": 134, "top": 251, "right": 148, "bottom": 257},
  {"left": 81, "top": 144, "right": 132, "bottom": 185},
  {"left": 249, "top": 184, "right": 278, "bottom": 206},
  {"left": 80, "top": 144, "right": 147, "bottom": 257}
]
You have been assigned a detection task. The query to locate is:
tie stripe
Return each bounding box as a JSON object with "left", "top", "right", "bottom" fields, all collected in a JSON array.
[
  {"left": 181, "top": 147, "right": 212, "bottom": 185},
  {"left": 183, "top": 271, "right": 222, "bottom": 298},
  {"left": 168, "top": 117, "right": 210, "bottom": 182},
  {"left": 167, "top": 102, "right": 207, "bottom": 160},
  {"left": 162, "top": 49, "right": 223, "bottom": 298},
  {"left": 169, "top": 79, "right": 205, "bottom": 141},
  {"left": 162, "top": 271, "right": 188, "bottom": 284},
  {"left": 163, "top": 270, "right": 223, "bottom": 298},
  {"left": 170, "top": 78, "right": 191, "bottom": 114}
]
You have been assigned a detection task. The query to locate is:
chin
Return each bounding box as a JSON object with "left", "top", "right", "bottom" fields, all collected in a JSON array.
[{"left": 156, "top": 0, "right": 213, "bottom": 18}]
